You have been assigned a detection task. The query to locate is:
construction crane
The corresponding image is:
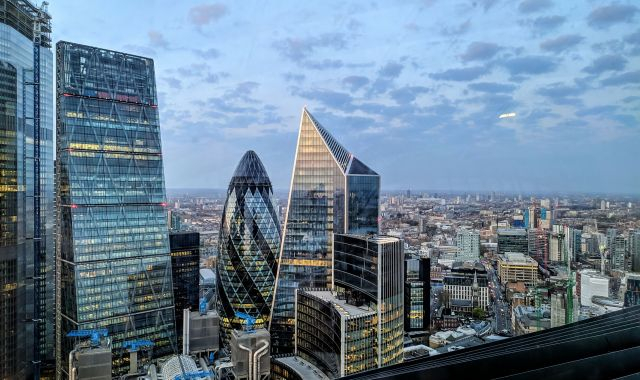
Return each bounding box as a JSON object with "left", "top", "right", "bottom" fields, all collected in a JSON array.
[
  {"left": 123, "top": 340, "right": 154, "bottom": 374},
  {"left": 66, "top": 329, "right": 109, "bottom": 347},
  {"left": 235, "top": 312, "right": 256, "bottom": 332},
  {"left": 174, "top": 370, "right": 212, "bottom": 380}
]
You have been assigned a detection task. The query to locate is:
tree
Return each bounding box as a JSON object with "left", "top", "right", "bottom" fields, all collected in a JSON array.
[{"left": 472, "top": 307, "right": 486, "bottom": 320}]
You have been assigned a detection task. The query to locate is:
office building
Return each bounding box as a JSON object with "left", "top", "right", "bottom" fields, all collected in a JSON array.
[
  {"left": 579, "top": 270, "right": 609, "bottom": 307},
  {"left": 497, "top": 252, "right": 539, "bottom": 286},
  {"left": 456, "top": 229, "right": 480, "bottom": 261},
  {"left": 443, "top": 262, "right": 489, "bottom": 314},
  {"left": 170, "top": 232, "right": 200, "bottom": 346},
  {"left": 497, "top": 229, "right": 528, "bottom": 256},
  {"left": 295, "top": 289, "right": 378, "bottom": 378},
  {"left": 56, "top": 42, "right": 176, "bottom": 377},
  {"left": 404, "top": 256, "right": 430, "bottom": 331},
  {"left": 623, "top": 274, "right": 640, "bottom": 307},
  {"left": 631, "top": 231, "right": 640, "bottom": 272},
  {"left": 333, "top": 234, "right": 404, "bottom": 368},
  {"left": 270, "top": 108, "right": 379, "bottom": 354},
  {"left": 528, "top": 229, "right": 548, "bottom": 263},
  {"left": 0, "top": 1, "right": 53, "bottom": 378},
  {"left": 217, "top": 151, "right": 280, "bottom": 347},
  {"left": 229, "top": 328, "right": 270, "bottom": 380}
]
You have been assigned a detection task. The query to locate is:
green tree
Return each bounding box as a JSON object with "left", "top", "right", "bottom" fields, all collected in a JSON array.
[{"left": 472, "top": 307, "right": 486, "bottom": 319}]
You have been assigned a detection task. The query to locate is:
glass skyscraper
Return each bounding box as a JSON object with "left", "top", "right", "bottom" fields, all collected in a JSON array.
[
  {"left": 0, "top": 1, "right": 54, "bottom": 378},
  {"left": 270, "top": 108, "right": 379, "bottom": 354},
  {"left": 169, "top": 231, "right": 200, "bottom": 347},
  {"left": 55, "top": 41, "right": 176, "bottom": 378},
  {"left": 217, "top": 150, "right": 280, "bottom": 347}
]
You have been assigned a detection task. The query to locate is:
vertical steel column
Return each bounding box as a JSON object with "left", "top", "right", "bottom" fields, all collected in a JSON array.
[{"left": 32, "top": 12, "right": 42, "bottom": 380}]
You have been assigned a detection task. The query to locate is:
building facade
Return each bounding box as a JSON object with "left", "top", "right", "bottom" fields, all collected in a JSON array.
[
  {"left": 456, "top": 229, "right": 480, "bottom": 261},
  {"left": 169, "top": 231, "right": 200, "bottom": 345},
  {"left": 270, "top": 108, "right": 379, "bottom": 354},
  {"left": 497, "top": 229, "right": 528, "bottom": 256},
  {"left": 443, "top": 262, "right": 490, "bottom": 313},
  {"left": 0, "top": 1, "right": 54, "bottom": 378},
  {"left": 333, "top": 234, "right": 404, "bottom": 368},
  {"left": 404, "top": 256, "right": 430, "bottom": 332},
  {"left": 217, "top": 151, "right": 280, "bottom": 347},
  {"left": 55, "top": 42, "right": 176, "bottom": 377},
  {"left": 497, "top": 252, "right": 539, "bottom": 286}
]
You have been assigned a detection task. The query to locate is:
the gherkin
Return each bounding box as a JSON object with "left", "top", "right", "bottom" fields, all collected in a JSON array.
[{"left": 217, "top": 150, "right": 281, "bottom": 347}]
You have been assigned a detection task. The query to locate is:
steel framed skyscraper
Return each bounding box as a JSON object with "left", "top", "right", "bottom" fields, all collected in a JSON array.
[
  {"left": 55, "top": 42, "right": 176, "bottom": 378},
  {"left": 270, "top": 108, "right": 379, "bottom": 354},
  {"left": 0, "top": 1, "right": 54, "bottom": 378},
  {"left": 217, "top": 150, "right": 280, "bottom": 347}
]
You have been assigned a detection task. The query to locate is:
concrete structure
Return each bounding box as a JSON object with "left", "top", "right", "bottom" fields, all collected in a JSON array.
[
  {"left": 512, "top": 305, "right": 550, "bottom": 336},
  {"left": 579, "top": 270, "right": 609, "bottom": 307},
  {"left": 230, "top": 328, "right": 270, "bottom": 380},
  {"left": 456, "top": 229, "right": 480, "bottom": 261},
  {"left": 68, "top": 337, "right": 112, "bottom": 380},
  {"left": 185, "top": 309, "right": 219, "bottom": 356},
  {"left": 498, "top": 252, "right": 539, "bottom": 286}
]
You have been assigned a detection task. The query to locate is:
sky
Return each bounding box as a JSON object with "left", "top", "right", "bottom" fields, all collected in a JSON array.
[{"left": 49, "top": 0, "right": 639, "bottom": 194}]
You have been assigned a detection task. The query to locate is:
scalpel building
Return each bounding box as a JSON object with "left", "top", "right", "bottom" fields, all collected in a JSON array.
[{"left": 270, "top": 108, "right": 380, "bottom": 354}]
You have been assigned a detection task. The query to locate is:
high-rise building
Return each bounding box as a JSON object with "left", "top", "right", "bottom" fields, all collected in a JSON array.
[
  {"left": 527, "top": 228, "right": 548, "bottom": 263},
  {"left": 55, "top": 42, "right": 176, "bottom": 377},
  {"left": 294, "top": 235, "right": 403, "bottom": 377},
  {"left": 404, "top": 256, "right": 430, "bottom": 332},
  {"left": 456, "top": 228, "right": 480, "bottom": 261},
  {"left": 0, "top": 2, "right": 53, "bottom": 378},
  {"left": 497, "top": 252, "right": 539, "bottom": 286},
  {"left": 169, "top": 232, "right": 200, "bottom": 346},
  {"left": 270, "top": 108, "right": 379, "bottom": 354},
  {"left": 630, "top": 231, "right": 640, "bottom": 272},
  {"left": 497, "top": 229, "right": 528, "bottom": 256},
  {"left": 217, "top": 151, "right": 280, "bottom": 347}
]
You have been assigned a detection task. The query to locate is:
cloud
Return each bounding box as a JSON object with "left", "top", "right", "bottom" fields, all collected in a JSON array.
[
  {"left": 624, "top": 30, "right": 640, "bottom": 45},
  {"left": 283, "top": 73, "right": 305, "bottom": 83},
  {"left": 193, "top": 48, "right": 221, "bottom": 59},
  {"left": 295, "top": 88, "right": 354, "bottom": 111},
  {"left": 163, "top": 77, "right": 182, "bottom": 90},
  {"left": 468, "top": 82, "right": 517, "bottom": 93},
  {"left": 303, "top": 59, "right": 344, "bottom": 70},
  {"left": 430, "top": 66, "right": 490, "bottom": 81},
  {"left": 575, "top": 105, "right": 618, "bottom": 117},
  {"left": 582, "top": 54, "right": 627, "bottom": 75},
  {"left": 188, "top": 3, "right": 228, "bottom": 26},
  {"left": 461, "top": 42, "right": 501, "bottom": 62},
  {"left": 273, "top": 33, "right": 347, "bottom": 62},
  {"left": 121, "top": 44, "right": 156, "bottom": 57},
  {"left": 441, "top": 19, "right": 471, "bottom": 36},
  {"left": 389, "top": 86, "right": 430, "bottom": 104},
  {"left": 532, "top": 15, "right": 565, "bottom": 30},
  {"left": 600, "top": 70, "right": 640, "bottom": 86},
  {"left": 536, "top": 82, "right": 584, "bottom": 105},
  {"left": 378, "top": 62, "right": 404, "bottom": 78},
  {"left": 519, "top": 0, "right": 553, "bottom": 13},
  {"left": 503, "top": 56, "right": 556, "bottom": 75},
  {"left": 587, "top": 4, "right": 638, "bottom": 29},
  {"left": 342, "top": 76, "right": 370, "bottom": 91},
  {"left": 539, "top": 34, "right": 583, "bottom": 53},
  {"left": 148, "top": 30, "right": 168, "bottom": 48}
]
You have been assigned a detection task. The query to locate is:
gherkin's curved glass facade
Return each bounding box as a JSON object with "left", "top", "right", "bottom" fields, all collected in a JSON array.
[
  {"left": 217, "top": 150, "right": 280, "bottom": 347},
  {"left": 270, "top": 108, "right": 380, "bottom": 354}
]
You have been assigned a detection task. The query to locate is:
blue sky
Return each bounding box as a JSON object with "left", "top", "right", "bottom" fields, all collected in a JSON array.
[{"left": 50, "top": 0, "right": 639, "bottom": 194}]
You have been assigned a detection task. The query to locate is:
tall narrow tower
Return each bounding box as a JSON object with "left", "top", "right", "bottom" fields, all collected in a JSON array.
[
  {"left": 270, "top": 108, "right": 380, "bottom": 354},
  {"left": 55, "top": 41, "right": 176, "bottom": 378},
  {"left": 217, "top": 150, "right": 280, "bottom": 347}
]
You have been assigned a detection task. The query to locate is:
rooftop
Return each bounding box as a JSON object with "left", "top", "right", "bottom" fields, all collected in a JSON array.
[
  {"left": 274, "top": 356, "right": 330, "bottom": 380},
  {"left": 499, "top": 252, "right": 538, "bottom": 265},
  {"left": 303, "top": 289, "right": 375, "bottom": 319}
]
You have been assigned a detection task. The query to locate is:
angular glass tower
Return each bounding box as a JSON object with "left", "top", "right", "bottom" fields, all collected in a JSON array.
[
  {"left": 217, "top": 151, "right": 280, "bottom": 347},
  {"left": 55, "top": 42, "right": 176, "bottom": 378},
  {"left": 0, "top": 2, "right": 54, "bottom": 378},
  {"left": 270, "top": 108, "right": 379, "bottom": 354}
]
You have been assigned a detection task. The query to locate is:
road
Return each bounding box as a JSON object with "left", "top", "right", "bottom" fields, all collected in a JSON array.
[{"left": 484, "top": 260, "right": 512, "bottom": 335}]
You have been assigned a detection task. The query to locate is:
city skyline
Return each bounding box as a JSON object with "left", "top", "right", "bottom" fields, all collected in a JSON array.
[{"left": 49, "top": 1, "right": 640, "bottom": 194}]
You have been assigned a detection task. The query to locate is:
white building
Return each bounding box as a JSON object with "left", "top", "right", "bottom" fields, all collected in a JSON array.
[
  {"left": 579, "top": 270, "right": 609, "bottom": 307},
  {"left": 456, "top": 229, "right": 480, "bottom": 261}
]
